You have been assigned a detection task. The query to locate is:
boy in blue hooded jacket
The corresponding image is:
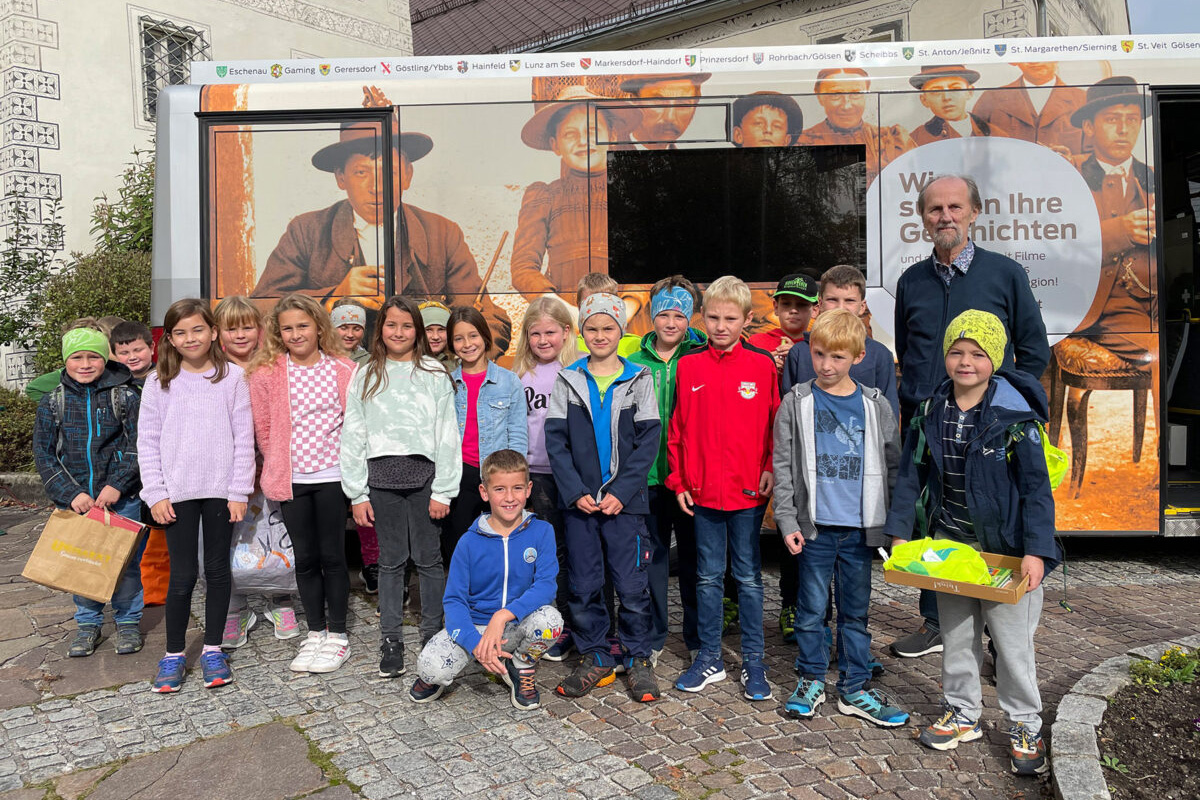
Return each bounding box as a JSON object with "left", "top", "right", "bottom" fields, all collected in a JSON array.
[
  {"left": 409, "top": 449, "right": 562, "bottom": 711},
  {"left": 885, "top": 310, "right": 1060, "bottom": 777}
]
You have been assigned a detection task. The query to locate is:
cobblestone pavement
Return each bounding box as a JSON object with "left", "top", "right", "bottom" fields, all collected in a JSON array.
[{"left": 0, "top": 503, "right": 1198, "bottom": 799}]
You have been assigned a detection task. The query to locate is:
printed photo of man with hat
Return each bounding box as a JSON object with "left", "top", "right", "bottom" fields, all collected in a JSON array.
[
  {"left": 909, "top": 65, "right": 1006, "bottom": 145},
  {"left": 731, "top": 91, "right": 803, "bottom": 148},
  {"left": 613, "top": 72, "right": 711, "bottom": 150},
  {"left": 510, "top": 86, "right": 640, "bottom": 302},
  {"left": 253, "top": 110, "right": 512, "bottom": 352},
  {"left": 971, "top": 62, "right": 1086, "bottom": 157}
]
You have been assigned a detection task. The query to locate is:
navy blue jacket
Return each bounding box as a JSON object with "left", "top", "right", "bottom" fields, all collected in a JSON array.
[
  {"left": 884, "top": 369, "right": 1060, "bottom": 571},
  {"left": 894, "top": 245, "right": 1050, "bottom": 415},
  {"left": 782, "top": 333, "right": 899, "bottom": 419}
]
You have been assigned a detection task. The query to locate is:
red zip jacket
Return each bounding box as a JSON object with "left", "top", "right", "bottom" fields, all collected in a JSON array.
[{"left": 666, "top": 341, "right": 780, "bottom": 511}]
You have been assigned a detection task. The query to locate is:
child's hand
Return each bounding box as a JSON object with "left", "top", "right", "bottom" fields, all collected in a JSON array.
[
  {"left": 891, "top": 537, "right": 906, "bottom": 551},
  {"left": 228, "top": 501, "right": 247, "bottom": 523},
  {"left": 473, "top": 614, "right": 514, "bottom": 675},
  {"left": 94, "top": 485, "right": 121, "bottom": 510},
  {"left": 597, "top": 494, "right": 624, "bottom": 515},
  {"left": 70, "top": 492, "right": 95, "bottom": 514},
  {"left": 1021, "top": 554, "right": 1045, "bottom": 591},
  {"left": 759, "top": 471, "right": 774, "bottom": 497},
  {"left": 676, "top": 491, "right": 694, "bottom": 517},
  {"left": 575, "top": 494, "right": 599, "bottom": 514},
  {"left": 352, "top": 501, "right": 374, "bottom": 527},
  {"left": 429, "top": 498, "right": 450, "bottom": 520},
  {"left": 783, "top": 531, "right": 804, "bottom": 555},
  {"left": 150, "top": 499, "right": 176, "bottom": 525}
]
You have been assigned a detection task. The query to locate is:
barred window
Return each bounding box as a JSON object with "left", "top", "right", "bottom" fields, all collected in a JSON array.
[{"left": 139, "top": 16, "right": 211, "bottom": 122}]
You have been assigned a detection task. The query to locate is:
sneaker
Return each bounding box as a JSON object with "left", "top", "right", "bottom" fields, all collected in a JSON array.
[
  {"left": 607, "top": 635, "right": 627, "bottom": 674},
  {"left": 409, "top": 677, "right": 446, "bottom": 703},
  {"left": 114, "top": 623, "right": 143, "bottom": 655},
  {"left": 1008, "top": 723, "right": 1049, "bottom": 776},
  {"left": 201, "top": 650, "right": 233, "bottom": 688},
  {"left": 919, "top": 703, "right": 983, "bottom": 750},
  {"left": 543, "top": 629, "right": 574, "bottom": 662},
  {"left": 360, "top": 564, "right": 379, "bottom": 594},
  {"left": 268, "top": 604, "right": 301, "bottom": 640},
  {"left": 68, "top": 626, "right": 101, "bottom": 658},
  {"left": 675, "top": 654, "right": 726, "bottom": 693},
  {"left": 221, "top": 610, "right": 257, "bottom": 649},
  {"left": 837, "top": 688, "right": 909, "bottom": 727},
  {"left": 501, "top": 658, "right": 540, "bottom": 710},
  {"left": 290, "top": 631, "right": 326, "bottom": 672},
  {"left": 784, "top": 677, "right": 826, "bottom": 718},
  {"left": 556, "top": 653, "right": 616, "bottom": 698},
  {"left": 152, "top": 655, "right": 187, "bottom": 693},
  {"left": 722, "top": 598, "right": 739, "bottom": 636},
  {"left": 379, "top": 637, "right": 405, "bottom": 678},
  {"left": 308, "top": 633, "right": 351, "bottom": 673},
  {"left": 779, "top": 606, "right": 797, "bottom": 644},
  {"left": 741, "top": 660, "right": 772, "bottom": 701},
  {"left": 626, "top": 656, "right": 660, "bottom": 703},
  {"left": 889, "top": 626, "right": 943, "bottom": 658}
]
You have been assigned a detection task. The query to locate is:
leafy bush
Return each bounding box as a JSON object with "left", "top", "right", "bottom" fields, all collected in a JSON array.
[
  {"left": 1130, "top": 646, "right": 1200, "bottom": 690},
  {"left": 32, "top": 249, "right": 151, "bottom": 373},
  {"left": 0, "top": 197, "right": 64, "bottom": 348},
  {"left": 91, "top": 147, "right": 154, "bottom": 253},
  {"left": 0, "top": 386, "right": 37, "bottom": 471}
]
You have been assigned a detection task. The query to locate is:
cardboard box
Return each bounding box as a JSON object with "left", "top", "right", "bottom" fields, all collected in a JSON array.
[{"left": 884, "top": 552, "right": 1029, "bottom": 604}]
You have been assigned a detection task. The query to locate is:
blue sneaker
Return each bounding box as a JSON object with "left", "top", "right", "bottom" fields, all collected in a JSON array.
[
  {"left": 152, "top": 655, "right": 186, "bottom": 693},
  {"left": 543, "top": 629, "right": 574, "bottom": 662},
  {"left": 784, "top": 677, "right": 825, "bottom": 718},
  {"left": 675, "top": 654, "right": 726, "bottom": 693},
  {"left": 201, "top": 651, "right": 233, "bottom": 688},
  {"left": 837, "top": 687, "right": 909, "bottom": 727},
  {"left": 740, "top": 659, "right": 772, "bottom": 701}
]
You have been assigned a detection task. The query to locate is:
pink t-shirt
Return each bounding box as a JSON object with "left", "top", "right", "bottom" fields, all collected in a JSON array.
[{"left": 461, "top": 370, "right": 486, "bottom": 467}]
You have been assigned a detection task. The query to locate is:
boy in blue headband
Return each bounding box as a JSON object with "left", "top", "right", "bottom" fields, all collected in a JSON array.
[{"left": 629, "top": 275, "right": 707, "bottom": 661}]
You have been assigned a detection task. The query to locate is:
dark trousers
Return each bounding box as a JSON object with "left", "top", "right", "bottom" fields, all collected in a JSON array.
[
  {"left": 645, "top": 485, "right": 684, "bottom": 652},
  {"left": 900, "top": 401, "right": 940, "bottom": 633},
  {"left": 564, "top": 509, "right": 652, "bottom": 659},
  {"left": 373, "top": 484, "right": 443, "bottom": 644},
  {"left": 281, "top": 482, "right": 349, "bottom": 634},
  {"left": 164, "top": 498, "right": 232, "bottom": 651},
  {"left": 444, "top": 463, "right": 485, "bottom": 568},
  {"left": 528, "top": 472, "right": 570, "bottom": 629}
]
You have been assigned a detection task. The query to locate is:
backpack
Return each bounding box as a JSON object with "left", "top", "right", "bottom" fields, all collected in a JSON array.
[{"left": 47, "top": 382, "right": 133, "bottom": 460}]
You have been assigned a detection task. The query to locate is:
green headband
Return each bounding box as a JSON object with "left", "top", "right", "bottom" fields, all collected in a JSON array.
[{"left": 62, "top": 328, "right": 110, "bottom": 362}]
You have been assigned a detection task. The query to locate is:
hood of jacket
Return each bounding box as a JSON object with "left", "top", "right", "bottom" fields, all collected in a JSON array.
[
  {"left": 60, "top": 361, "right": 134, "bottom": 395},
  {"left": 926, "top": 368, "right": 1048, "bottom": 433}
]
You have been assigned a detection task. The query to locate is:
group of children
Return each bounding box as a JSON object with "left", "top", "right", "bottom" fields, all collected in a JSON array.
[{"left": 30, "top": 265, "right": 1056, "bottom": 777}]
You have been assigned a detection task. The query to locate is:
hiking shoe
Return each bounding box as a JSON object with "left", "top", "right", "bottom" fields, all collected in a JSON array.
[
  {"left": 68, "top": 626, "right": 101, "bottom": 658},
  {"left": 890, "top": 626, "right": 942, "bottom": 658},
  {"left": 268, "top": 603, "right": 300, "bottom": 640},
  {"left": 152, "top": 655, "right": 186, "bottom": 693},
  {"left": 290, "top": 631, "right": 326, "bottom": 672},
  {"left": 785, "top": 677, "right": 826, "bottom": 718},
  {"left": 869, "top": 659, "right": 885, "bottom": 677},
  {"left": 1009, "top": 723, "right": 1049, "bottom": 776},
  {"left": 838, "top": 688, "right": 909, "bottom": 727},
  {"left": 741, "top": 659, "right": 772, "bottom": 701},
  {"left": 114, "top": 623, "right": 143, "bottom": 655},
  {"left": 607, "top": 635, "right": 627, "bottom": 674},
  {"left": 360, "top": 564, "right": 379, "bottom": 594},
  {"left": 556, "top": 653, "right": 616, "bottom": 698},
  {"left": 722, "top": 598, "right": 739, "bottom": 636},
  {"left": 201, "top": 651, "right": 233, "bottom": 688},
  {"left": 919, "top": 703, "right": 983, "bottom": 750},
  {"left": 501, "top": 658, "right": 540, "bottom": 710},
  {"left": 308, "top": 633, "right": 351, "bottom": 673},
  {"left": 779, "top": 606, "right": 797, "bottom": 644},
  {"left": 543, "top": 629, "right": 574, "bottom": 662},
  {"left": 626, "top": 656, "right": 660, "bottom": 702},
  {"left": 675, "top": 654, "right": 726, "bottom": 693},
  {"left": 221, "top": 610, "right": 257, "bottom": 649},
  {"left": 379, "top": 637, "right": 405, "bottom": 678},
  {"left": 409, "top": 677, "right": 446, "bottom": 703}
]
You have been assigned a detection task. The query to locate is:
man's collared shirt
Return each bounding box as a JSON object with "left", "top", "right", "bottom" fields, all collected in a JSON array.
[
  {"left": 932, "top": 239, "right": 976, "bottom": 285},
  {"left": 1099, "top": 156, "right": 1134, "bottom": 195},
  {"left": 352, "top": 212, "right": 382, "bottom": 266}
]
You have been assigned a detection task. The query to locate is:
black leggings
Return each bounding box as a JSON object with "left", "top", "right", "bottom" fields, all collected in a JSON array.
[
  {"left": 281, "top": 482, "right": 349, "bottom": 634},
  {"left": 444, "top": 463, "right": 485, "bottom": 568},
  {"left": 165, "top": 498, "right": 233, "bottom": 651}
]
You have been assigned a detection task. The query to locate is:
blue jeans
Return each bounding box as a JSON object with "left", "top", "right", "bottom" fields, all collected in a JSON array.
[
  {"left": 795, "top": 525, "right": 873, "bottom": 695},
  {"left": 694, "top": 504, "right": 765, "bottom": 661},
  {"left": 73, "top": 496, "right": 146, "bottom": 628}
]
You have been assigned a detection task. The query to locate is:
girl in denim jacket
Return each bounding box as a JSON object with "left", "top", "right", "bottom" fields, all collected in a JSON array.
[{"left": 445, "top": 306, "right": 528, "bottom": 564}]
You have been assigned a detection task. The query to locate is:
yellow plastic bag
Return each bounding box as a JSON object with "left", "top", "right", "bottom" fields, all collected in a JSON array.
[{"left": 883, "top": 538, "right": 991, "bottom": 585}]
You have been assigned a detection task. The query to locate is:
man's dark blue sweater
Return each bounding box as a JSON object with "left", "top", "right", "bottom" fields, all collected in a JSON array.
[{"left": 894, "top": 244, "right": 1050, "bottom": 417}]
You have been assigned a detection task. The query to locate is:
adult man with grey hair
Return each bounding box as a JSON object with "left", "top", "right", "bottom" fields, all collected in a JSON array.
[{"left": 890, "top": 173, "right": 1050, "bottom": 659}]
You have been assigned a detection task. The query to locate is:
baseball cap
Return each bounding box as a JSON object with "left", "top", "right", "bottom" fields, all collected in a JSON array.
[{"left": 773, "top": 273, "right": 818, "bottom": 303}]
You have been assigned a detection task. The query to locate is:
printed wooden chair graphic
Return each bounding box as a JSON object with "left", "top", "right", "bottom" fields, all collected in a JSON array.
[{"left": 1047, "top": 338, "right": 1151, "bottom": 499}]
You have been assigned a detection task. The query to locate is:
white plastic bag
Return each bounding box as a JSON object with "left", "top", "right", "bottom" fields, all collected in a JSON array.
[{"left": 198, "top": 493, "right": 298, "bottom": 596}]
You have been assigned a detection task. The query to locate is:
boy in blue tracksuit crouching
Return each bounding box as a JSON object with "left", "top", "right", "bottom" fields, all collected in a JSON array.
[{"left": 885, "top": 310, "right": 1060, "bottom": 777}]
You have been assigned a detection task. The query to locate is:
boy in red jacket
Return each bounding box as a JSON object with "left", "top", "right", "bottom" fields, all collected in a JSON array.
[{"left": 668, "top": 276, "right": 780, "bottom": 700}]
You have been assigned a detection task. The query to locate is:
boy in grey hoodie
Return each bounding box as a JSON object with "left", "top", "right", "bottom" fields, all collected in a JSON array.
[{"left": 772, "top": 309, "right": 905, "bottom": 727}]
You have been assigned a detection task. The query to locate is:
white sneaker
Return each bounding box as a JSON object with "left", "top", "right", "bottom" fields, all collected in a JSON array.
[
  {"left": 290, "top": 631, "right": 326, "bottom": 672},
  {"left": 308, "top": 633, "right": 350, "bottom": 673}
]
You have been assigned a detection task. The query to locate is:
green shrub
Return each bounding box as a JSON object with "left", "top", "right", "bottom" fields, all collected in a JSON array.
[
  {"left": 0, "top": 386, "right": 37, "bottom": 472},
  {"left": 1130, "top": 645, "right": 1200, "bottom": 690},
  {"left": 32, "top": 249, "right": 151, "bottom": 373}
]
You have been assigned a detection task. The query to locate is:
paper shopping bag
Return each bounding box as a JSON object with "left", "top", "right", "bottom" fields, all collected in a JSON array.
[{"left": 22, "top": 509, "right": 145, "bottom": 603}]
